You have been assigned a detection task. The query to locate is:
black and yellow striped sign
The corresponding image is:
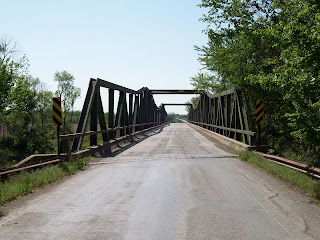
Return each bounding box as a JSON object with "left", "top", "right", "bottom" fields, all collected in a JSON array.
[
  {"left": 256, "top": 101, "right": 264, "bottom": 125},
  {"left": 53, "top": 97, "right": 62, "bottom": 126}
]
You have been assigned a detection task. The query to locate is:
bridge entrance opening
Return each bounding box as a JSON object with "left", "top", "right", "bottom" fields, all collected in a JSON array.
[{"left": 58, "top": 79, "right": 254, "bottom": 157}]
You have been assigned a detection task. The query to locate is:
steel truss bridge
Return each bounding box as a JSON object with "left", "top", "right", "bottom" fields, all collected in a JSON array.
[
  {"left": 3, "top": 79, "right": 320, "bottom": 181},
  {"left": 58, "top": 78, "right": 254, "bottom": 157}
]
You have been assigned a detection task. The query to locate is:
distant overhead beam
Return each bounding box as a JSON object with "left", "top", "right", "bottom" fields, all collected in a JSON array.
[
  {"left": 162, "top": 103, "right": 192, "bottom": 106},
  {"left": 150, "top": 90, "right": 197, "bottom": 94}
]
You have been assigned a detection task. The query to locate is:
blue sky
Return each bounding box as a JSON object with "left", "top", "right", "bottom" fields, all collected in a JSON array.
[{"left": 1, "top": 0, "right": 208, "bottom": 114}]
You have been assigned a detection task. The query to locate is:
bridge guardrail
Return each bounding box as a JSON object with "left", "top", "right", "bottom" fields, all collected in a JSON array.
[
  {"left": 0, "top": 122, "right": 168, "bottom": 181},
  {"left": 60, "top": 121, "right": 166, "bottom": 156},
  {"left": 187, "top": 120, "right": 255, "bottom": 137}
]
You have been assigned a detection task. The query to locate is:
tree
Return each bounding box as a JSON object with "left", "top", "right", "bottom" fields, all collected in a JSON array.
[
  {"left": 190, "top": 72, "right": 228, "bottom": 94},
  {"left": 167, "top": 112, "right": 178, "bottom": 123},
  {"left": 54, "top": 71, "right": 81, "bottom": 131},
  {"left": 185, "top": 96, "right": 200, "bottom": 112},
  {"left": 4, "top": 75, "right": 56, "bottom": 155},
  {"left": 0, "top": 36, "right": 26, "bottom": 116},
  {"left": 33, "top": 79, "right": 54, "bottom": 126},
  {"left": 195, "top": 0, "right": 320, "bottom": 164},
  {"left": 0, "top": 35, "right": 20, "bottom": 62},
  {"left": 0, "top": 61, "right": 14, "bottom": 114},
  {"left": 5, "top": 76, "right": 37, "bottom": 147},
  {"left": 69, "top": 87, "right": 81, "bottom": 127},
  {"left": 0, "top": 36, "right": 57, "bottom": 165}
]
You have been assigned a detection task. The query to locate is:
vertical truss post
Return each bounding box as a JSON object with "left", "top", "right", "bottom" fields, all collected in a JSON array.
[
  {"left": 129, "top": 94, "right": 133, "bottom": 134},
  {"left": 234, "top": 92, "right": 242, "bottom": 142},
  {"left": 120, "top": 94, "right": 125, "bottom": 136},
  {"left": 90, "top": 91, "right": 98, "bottom": 146},
  {"left": 145, "top": 91, "right": 150, "bottom": 127},
  {"left": 140, "top": 93, "right": 145, "bottom": 129},
  {"left": 133, "top": 95, "right": 139, "bottom": 133},
  {"left": 115, "top": 91, "right": 124, "bottom": 138},
  {"left": 97, "top": 88, "right": 108, "bottom": 142},
  {"left": 108, "top": 89, "right": 114, "bottom": 140},
  {"left": 207, "top": 98, "right": 212, "bottom": 131},
  {"left": 72, "top": 79, "right": 98, "bottom": 152},
  {"left": 220, "top": 95, "right": 226, "bottom": 136},
  {"left": 210, "top": 98, "right": 214, "bottom": 131},
  {"left": 236, "top": 89, "right": 250, "bottom": 144},
  {"left": 226, "top": 94, "right": 231, "bottom": 138},
  {"left": 216, "top": 96, "right": 222, "bottom": 134},
  {"left": 213, "top": 97, "right": 218, "bottom": 131},
  {"left": 229, "top": 95, "right": 236, "bottom": 140},
  {"left": 200, "top": 95, "right": 204, "bottom": 127},
  {"left": 204, "top": 95, "right": 209, "bottom": 129},
  {"left": 122, "top": 93, "right": 129, "bottom": 136}
]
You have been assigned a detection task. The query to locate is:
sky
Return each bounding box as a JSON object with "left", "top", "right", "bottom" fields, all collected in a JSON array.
[{"left": 1, "top": 0, "right": 208, "bottom": 115}]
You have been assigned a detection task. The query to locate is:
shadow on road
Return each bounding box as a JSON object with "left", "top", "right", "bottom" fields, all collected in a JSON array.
[{"left": 99, "top": 125, "right": 166, "bottom": 158}]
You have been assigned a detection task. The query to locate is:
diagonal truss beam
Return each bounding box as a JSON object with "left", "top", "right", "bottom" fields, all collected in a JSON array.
[{"left": 187, "top": 88, "right": 254, "bottom": 145}]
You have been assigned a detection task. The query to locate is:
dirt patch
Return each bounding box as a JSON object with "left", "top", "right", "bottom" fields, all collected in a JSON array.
[{"left": 0, "top": 212, "right": 6, "bottom": 219}]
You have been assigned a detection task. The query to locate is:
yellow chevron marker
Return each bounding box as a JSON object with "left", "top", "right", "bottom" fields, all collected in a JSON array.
[
  {"left": 255, "top": 101, "right": 264, "bottom": 125},
  {"left": 53, "top": 97, "right": 62, "bottom": 126}
]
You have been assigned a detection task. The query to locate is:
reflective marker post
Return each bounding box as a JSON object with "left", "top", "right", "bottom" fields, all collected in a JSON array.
[{"left": 53, "top": 97, "right": 63, "bottom": 155}]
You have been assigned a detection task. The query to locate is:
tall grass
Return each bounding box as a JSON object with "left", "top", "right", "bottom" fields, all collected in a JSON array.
[
  {"left": 0, "top": 157, "right": 88, "bottom": 206},
  {"left": 239, "top": 151, "right": 320, "bottom": 199}
]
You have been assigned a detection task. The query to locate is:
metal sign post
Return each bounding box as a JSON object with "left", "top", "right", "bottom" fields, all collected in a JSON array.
[{"left": 53, "top": 97, "right": 63, "bottom": 155}]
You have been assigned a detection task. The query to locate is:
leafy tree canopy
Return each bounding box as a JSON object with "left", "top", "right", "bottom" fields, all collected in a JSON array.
[
  {"left": 193, "top": 0, "right": 320, "bottom": 164},
  {"left": 54, "top": 70, "right": 81, "bottom": 131}
]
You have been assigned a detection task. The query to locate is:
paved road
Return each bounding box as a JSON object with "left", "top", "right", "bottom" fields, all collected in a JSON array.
[{"left": 1, "top": 123, "right": 320, "bottom": 239}]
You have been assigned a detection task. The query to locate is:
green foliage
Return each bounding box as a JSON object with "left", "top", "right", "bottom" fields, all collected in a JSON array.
[
  {"left": 6, "top": 77, "right": 37, "bottom": 145},
  {"left": 190, "top": 72, "right": 227, "bottom": 93},
  {"left": 240, "top": 151, "right": 320, "bottom": 199},
  {"left": 0, "top": 37, "right": 82, "bottom": 168},
  {"left": 195, "top": 0, "right": 320, "bottom": 165},
  {"left": 0, "top": 138, "right": 24, "bottom": 168},
  {"left": 167, "top": 113, "right": 188, "bottom": 123},
  {"left": 0, "top": 61, "right": 15, "bottom": 115},
  {"left": 0, "top": 36, "right": 29, "bottom": 117},
  {"left": 54, "top": 70, "right": 81, "bottom": 133},
  {"left": 2, "top": 76, "right": 56, "bottom": 158},
  {"left": 185, "top": 96, "right": 200, "bottom": 112},
  {"left": 0, "top": 157, "right": 89, "bottom": 206}
]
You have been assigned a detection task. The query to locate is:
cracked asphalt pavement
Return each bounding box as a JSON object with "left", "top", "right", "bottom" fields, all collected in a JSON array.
[{"left": 1, "top": 123, "right": 320, "bottom": 239}]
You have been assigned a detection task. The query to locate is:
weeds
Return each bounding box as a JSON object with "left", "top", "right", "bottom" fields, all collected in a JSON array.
[
  {"left": 0, "top": 157, "right": 89, "bottom": 206},
  {"left": 239, "top": 151, "right": 320, "bottom": 199}
]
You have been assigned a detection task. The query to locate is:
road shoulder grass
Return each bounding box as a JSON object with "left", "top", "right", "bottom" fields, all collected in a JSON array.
[
  {"left": 239, "top": 151, "right": 320, "bottom": 200},
  {"left": 0, "top": 157, "right": 89, "bottom": 206}
]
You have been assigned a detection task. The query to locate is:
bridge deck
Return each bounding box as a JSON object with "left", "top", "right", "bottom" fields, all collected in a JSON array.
[{"left": 1, "top": 123, "right": 320, "bottom": 239}]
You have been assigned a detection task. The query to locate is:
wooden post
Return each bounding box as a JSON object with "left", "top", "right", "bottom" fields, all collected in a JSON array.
[{"left": 57, "top": 126, "right": 61, "bottom": 155}]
